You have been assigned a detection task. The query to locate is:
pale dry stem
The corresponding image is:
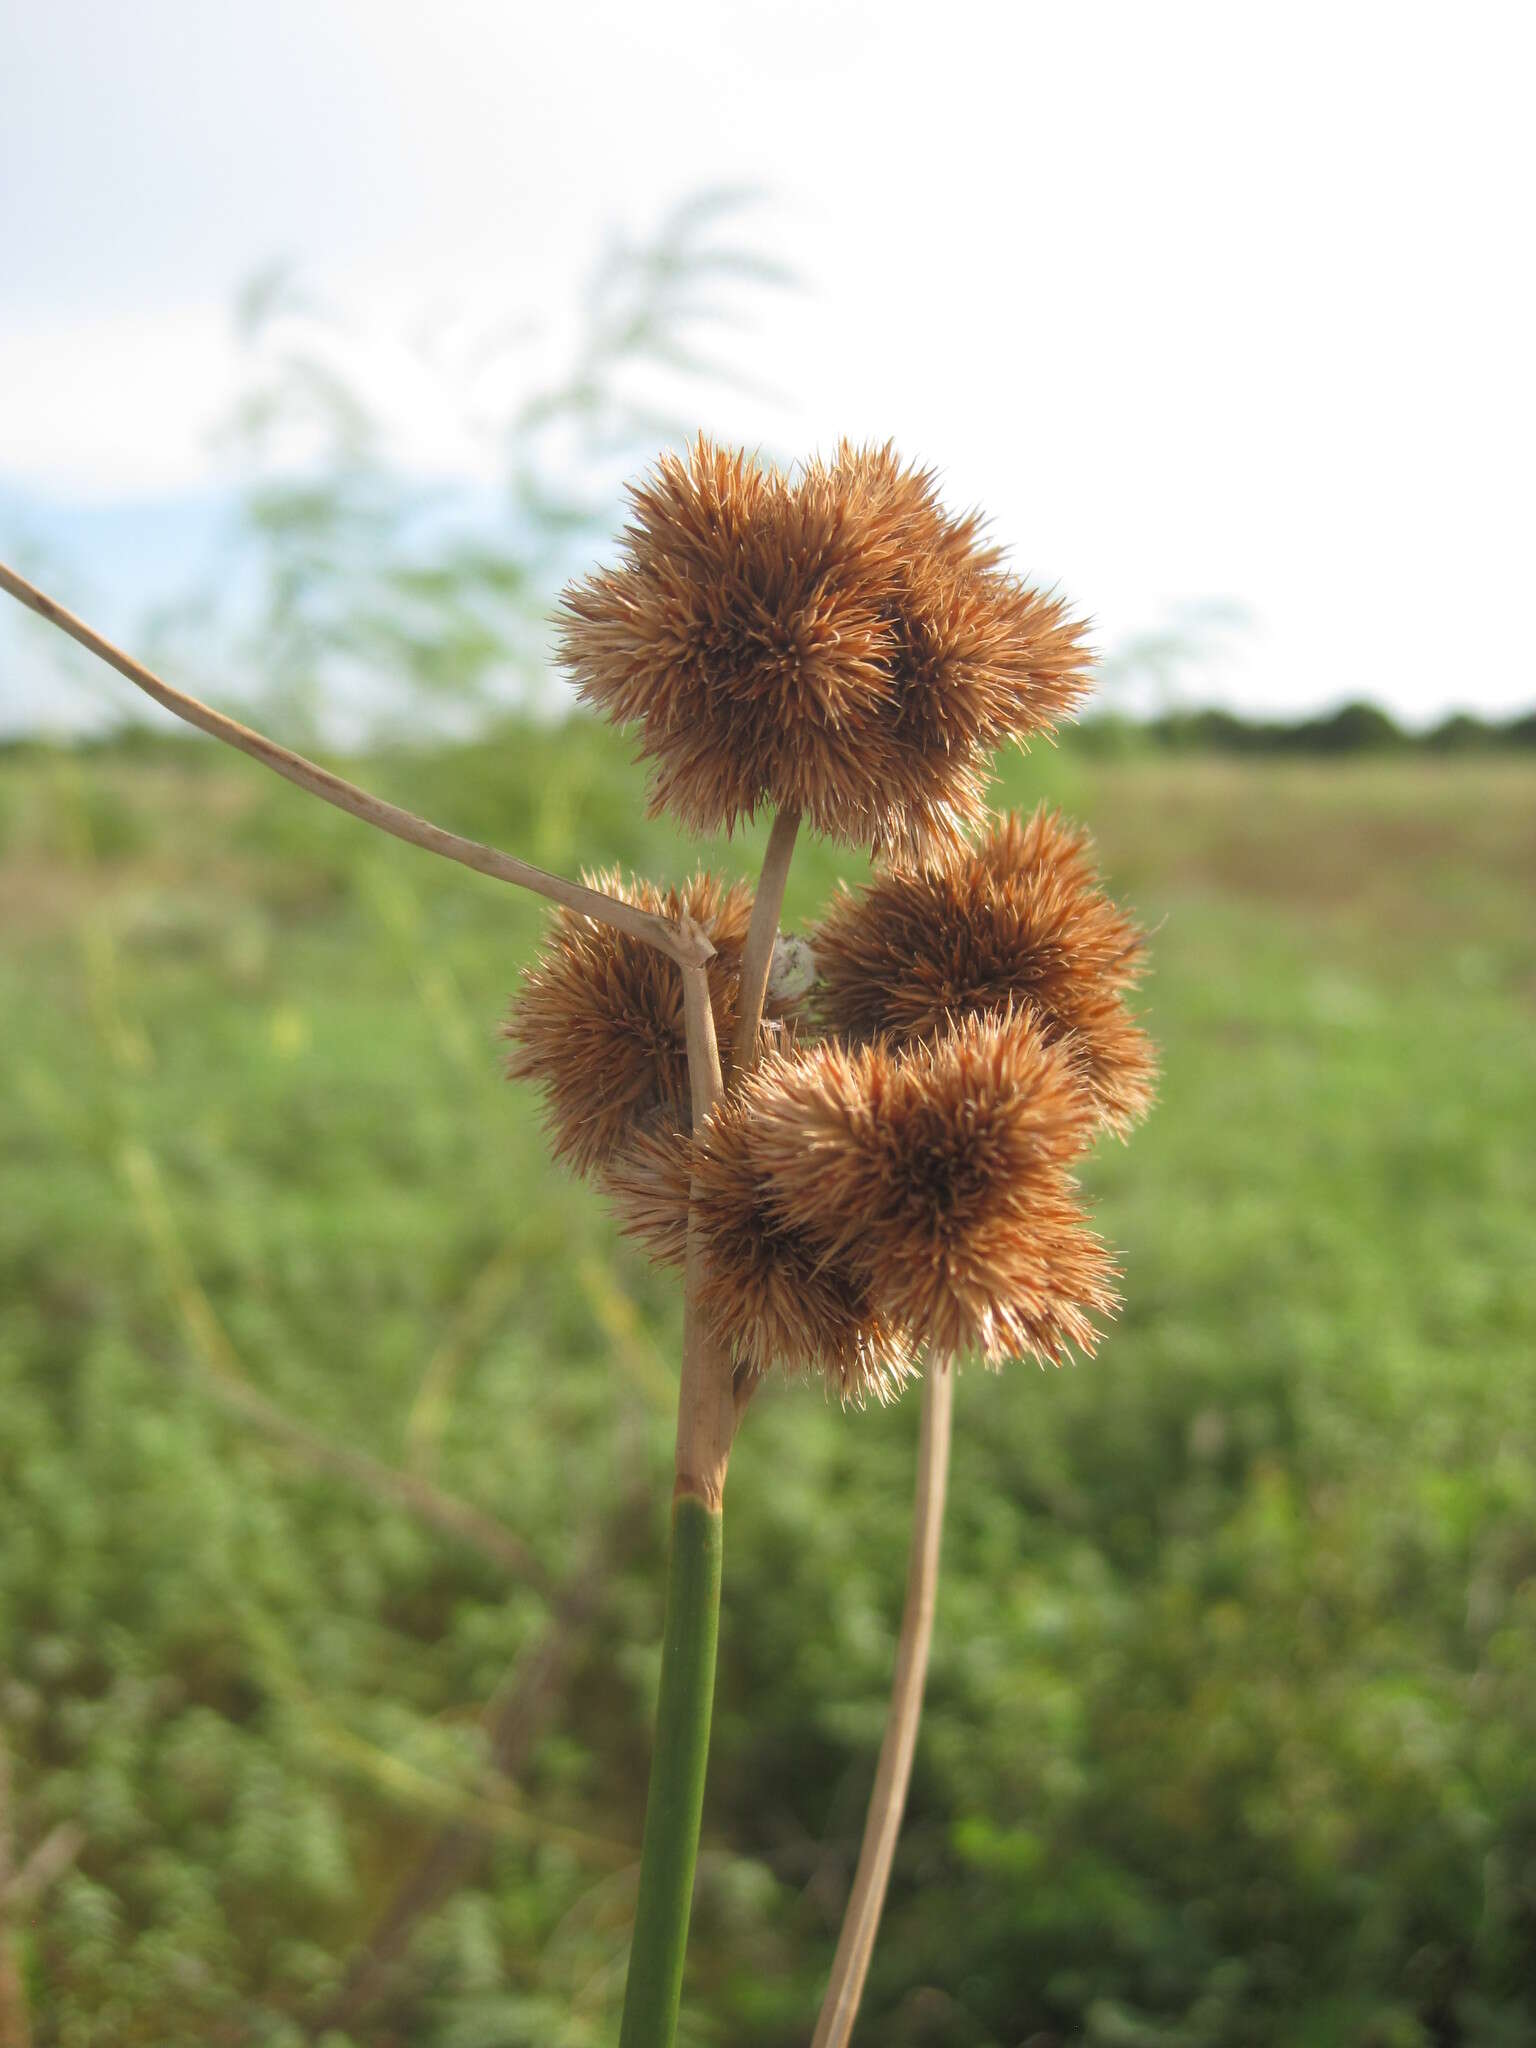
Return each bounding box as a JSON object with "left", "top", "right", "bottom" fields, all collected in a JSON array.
[
  {"left": 0, "top": 561, "right": 713, "bottom": 970},
  {"left": 675, "top": 934, "right": 735, "bottom": 1507},
  {"left": 730, "top": 806, "right": 801, "bottom": 1079},
  {"left": 812, "top": 1362, "right": 954, "bottom": 2048}
]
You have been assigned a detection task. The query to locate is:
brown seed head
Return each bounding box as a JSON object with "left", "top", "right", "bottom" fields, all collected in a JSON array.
[
  {"left": 558, "top": 437, "right": 1094, "bottom": 859},
  {"left": 505, "top": 867, "right": 756, "bottom": 1176},
  {"left": 558, "top": 438, "right": 902, "bottom": 842},
  {"left": 812, "top": 805, "right": 1156, "bottom": 1136},
  {"left": 601, "top": 1123, "right": 696, "bottom": 1271},
  {"left": 692, "top": 1089, "right": 916, "bottom": 1404},
  {"left": 813, "top": 445, "right": 1095, "bottom": 861},
  {"left": 601, "top": 1067, "right": 912, "bottom": 1406},
  {"left": 745, "top": 1014, "right": 1118, "bottom": 1366}
]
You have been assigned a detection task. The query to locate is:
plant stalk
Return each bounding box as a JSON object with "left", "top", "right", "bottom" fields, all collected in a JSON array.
[
  {"left": 731, "top": 806, "right": 800, "bottom": 1079},
  {"left": 617, "top": 1492, "right": 724, "bottom": 2048},
  {"left": 812, "top": 1362, "right": 954, "bottom": 2048},
  {"left": 616, "top": 929, "right": 733, "bottom": 2046},
  {"left": 618, "top": 796, "right": 798, "bottom": 2040},
  {"left": 673, "top": 944, "right": 734, "bottom": 1506}
]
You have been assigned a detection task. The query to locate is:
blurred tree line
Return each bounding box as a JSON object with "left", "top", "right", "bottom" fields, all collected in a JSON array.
[{"left": 1076, "top": 702, "right": 1536, "bottom": 756}]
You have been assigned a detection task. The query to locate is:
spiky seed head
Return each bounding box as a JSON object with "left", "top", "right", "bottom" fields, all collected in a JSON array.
[
  {"left": 745, "top": 1014, "right": 1117, "bottom": 1366},
  {"left": 557, "top": 437, "right": 1094, "bottom": 859},
  {"left": 810, "top": 445, "right": 1096, "bottom": 862},
  {"left": 505, "top": 868, "right": 760, "bottom": 1176},
  {"left": 601, "top": 1124, "right": 695, "bottom": 1269},
  {"left": 812, "top": 805, "right": 1157, "bottom": 1136},
  {"left": 600, "top": 1012, "right": 809, "bottom": 1270},
  {"left": 691, "top": 1089, "right": 915, "bottom": 1405},
  {"left": 558, "top": 438, "right": 903, "bottom": 843},
  {"left": 601, "top": 1112, "right": 913, "bottom": 1405}
]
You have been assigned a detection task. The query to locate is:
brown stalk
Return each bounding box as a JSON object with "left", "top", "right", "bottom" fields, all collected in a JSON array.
[
  {"left": 730, "top": 806, "right": 800, "bottom": 1080},
  {"left": 675, "top": 927, "right": 734, "bottom": 1506},
  {"left": 0, "top": 561, "right": 712, "bottom": 971},
  {"left": 812, "top": 1362, "right": 954, "bottom": 2048},
  {"left": 723, "top": 805, "right": 802, "bottom": 1419}
]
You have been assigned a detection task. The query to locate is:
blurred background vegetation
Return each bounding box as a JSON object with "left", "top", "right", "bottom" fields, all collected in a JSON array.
[{"left": 2, "top": 206, "right": 1534, "bottom": 2048}]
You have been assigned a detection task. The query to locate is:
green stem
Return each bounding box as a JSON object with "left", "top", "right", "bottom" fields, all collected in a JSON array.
[{"left": 618, "top": 1492, "right": 724, "bottom": 2048}]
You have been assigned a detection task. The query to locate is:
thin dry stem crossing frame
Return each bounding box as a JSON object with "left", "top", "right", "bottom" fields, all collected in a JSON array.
[{"left": 0, "top": 562, "right": 713, "bottom": 971}]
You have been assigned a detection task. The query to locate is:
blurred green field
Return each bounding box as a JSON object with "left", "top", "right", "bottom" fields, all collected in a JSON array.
[{"left": 1, "top": 725, "right": 1533, "bottom": 2048}]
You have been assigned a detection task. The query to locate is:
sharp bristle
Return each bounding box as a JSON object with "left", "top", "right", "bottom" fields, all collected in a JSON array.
[
  {"left": 811, "top": 805, "right": 1157, "bottom": 1138},
  {"left": 556, "top": 436, "right": 1095, "bottom": 858},
  {"left": 733, "top": 1016, "right": 1117, "bottom": 1370}
]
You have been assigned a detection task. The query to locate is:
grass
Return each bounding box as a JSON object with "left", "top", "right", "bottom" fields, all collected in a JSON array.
[{"left": 1, "top": 723, "right": 1533, "bottom": 2047}]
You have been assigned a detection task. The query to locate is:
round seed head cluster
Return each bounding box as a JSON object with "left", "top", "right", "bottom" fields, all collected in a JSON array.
[
  {"left": 735, "top": 1014, "right": 1115, "bottom": 1369},
  {"left": 813, "top": 806, "right": 1156, "bottom": 1136},
  {"left": 813, "top": 446, "right": 1095, "bottom": 861},
  {"left": 512, "top": 440, "right": 1154, "bottom": 1404},
  {"left": 691, "top": 1091, "right": 916, "bottom": 1405},
  {"left": 505, "top": 868, "right": 756, "bottom": 1175},
  {"left": 558, "top": 437, "right": 1092, "bottom": 860},
  {"left": 601, "top": 1124, "right": 696, "bottom": 1271},
  {"left": 603, "top": 1114, "right": 914, "bottom": 1406}
]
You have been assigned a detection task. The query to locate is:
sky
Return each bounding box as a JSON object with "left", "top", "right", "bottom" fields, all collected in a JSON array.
[{"left": 2, "top": 0, "right": 1533, "bottom": 730}]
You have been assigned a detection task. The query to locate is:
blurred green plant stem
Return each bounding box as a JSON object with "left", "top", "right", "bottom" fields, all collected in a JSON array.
[{"left": 618, "top": 1495, "right": 724, "bottom": 2047}]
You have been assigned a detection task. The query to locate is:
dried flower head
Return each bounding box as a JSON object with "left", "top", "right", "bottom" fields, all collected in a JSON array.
[
  {"left": 558, "top": 438, "right": 902, "bottom": 843},
  {"left": 558, "top": 437, "right": 1093, "bottom": 859},
  {"left": 811, "top": 445, "right": 1095, "bottom": 861},
  {"left": 692, "top": 1093, "right": 915, "bottom": 1405},
  {"left": 746, "top": 1015, "right": 1117, "bottom": 1366},
  {"left": 602, "top": 1123, "right": 696, "bottom": 1271},
  {"left": 813, "top": 806, "right": 1156, "bottom": 1136},
  {"left": 601, "top": 1074, "right": 912, "bottom": 1406},
  {"left": 506, "top": 868, "right": 758, "bottom": 1175}
]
